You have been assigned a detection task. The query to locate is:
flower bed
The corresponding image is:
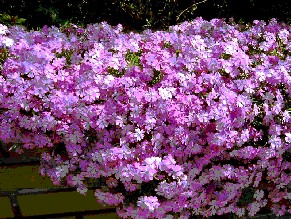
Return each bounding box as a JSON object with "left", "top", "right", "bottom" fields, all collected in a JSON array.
[{"left": 0, "top": 18, "right": 291, "bottom": 218}]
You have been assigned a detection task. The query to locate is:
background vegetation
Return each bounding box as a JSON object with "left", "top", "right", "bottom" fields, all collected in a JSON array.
[{"left": 0, "top": 0, "right": 290, "bottom": 33}]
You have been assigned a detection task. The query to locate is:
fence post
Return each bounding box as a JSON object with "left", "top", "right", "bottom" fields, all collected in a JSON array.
[{"left": 8, "top": 192, "right": 23, "bottom": 218}]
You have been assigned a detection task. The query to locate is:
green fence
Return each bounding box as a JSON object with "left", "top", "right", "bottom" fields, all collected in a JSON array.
[{"left": 0, "top": 163, "right": 119, "bottom": 219}]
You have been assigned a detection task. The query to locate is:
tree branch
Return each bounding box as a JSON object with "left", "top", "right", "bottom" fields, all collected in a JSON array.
[{"left": 176, "top": 0, "right": 208, "bottom": 22}]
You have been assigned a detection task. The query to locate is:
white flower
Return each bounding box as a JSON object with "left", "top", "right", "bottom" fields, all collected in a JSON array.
[
  {"left": 137, "top": 196, "right": 160, "bottom": 212},
  {"left": 158, "top": 87, "right": 176, "bottom": 100},
  {"left": 133, "top": 128, "right": 145, "bottom": 141},
  {"left": 284, "top": 193, "right": 291, "bottom": 200},
  {"left": 55, "top": 165, "right": 69, "bottom": 178},
  {"left": 115, "top": 115, "right": 126, "bottom": 127},
  {"left": 144, "top": 157, "right": 162, "bottom": 168},
  {"left": 235, "top": 207, "right": 245, "bottom": 217},
  {"left": 256, "top": 71, "right": 266, "bottom": 82},
  {"left": 222, "top": 165, "right": 236, "bottom": 179},
  {"left": 72, "top": 175, "right": 83, "bottom": 186},
  {"left": 254, "top": 189, "right": 264, "bottom": 201},
  {"left": 103, "top": 75, "right": 115, "bottom": 86},
  {"left": 285, "top": 133, "right": 291, "bottom": 143},
  {"left": 0, "top": 24, "right": 8, "bottom": 35},
  {"left": 225, "top": 44, "right": 236, "bottom": 55},
  {"left": 237, "top": 94, "right": 250, "bottom": 108},
  {"left": 248, "top": 201, "right": 262, "bottom": 217},
  {"left": 77, "top": 186, "right": 88, "bottom": 195},
  {"left": 1, "top": 36, "right": 14, "bottom": 47}
]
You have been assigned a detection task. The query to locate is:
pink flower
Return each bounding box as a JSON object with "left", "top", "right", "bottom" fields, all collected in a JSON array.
[
  {"left": 1, "top": 17, "right": 290, "bottom": 218},
  {"left": 137, "top": 196, "right": 160, "bottom": 212}
]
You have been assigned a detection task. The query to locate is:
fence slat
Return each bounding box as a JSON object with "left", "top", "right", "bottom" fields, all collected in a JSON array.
[
  {"left": 1, "top": 151, "right": 291, "bottom": 219},
  {"left": 2, "top": 188, "right": 117, "bottom": 219}
]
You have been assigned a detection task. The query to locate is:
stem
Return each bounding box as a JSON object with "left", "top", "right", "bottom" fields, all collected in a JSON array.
[{"left": 176, "top": 0, "right": 208, "bottom": 22}]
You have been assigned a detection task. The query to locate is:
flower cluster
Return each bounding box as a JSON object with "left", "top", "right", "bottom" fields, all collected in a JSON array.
[
  {"left": 0, "top": 24, "right": 14, "bottom": 47},
  {"left": 0, "top": 18, "right": 290, "bottom": 218}
]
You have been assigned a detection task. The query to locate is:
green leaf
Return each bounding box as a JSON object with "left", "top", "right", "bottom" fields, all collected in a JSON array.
[
  {"left": 221, "top": 53, "right": 232, "bottom": 60},
  {"left": 238, "top": 18, "right": 244, "bottom": 24},
  {"left": 175, "top": 49, "right": 181, "bottom": 58},
  {"left": 107, "top": 66, "right": 125, "bottom": 77},
  {"left": 125, "top": 50, "right": 142, "bottom": 68},
  {"left": 163, "top": 41, "right": 173, "bottom": 49},
  {"left": 2, "top": 14, "right": 11, "bottom": 21},
  {"left": 16, "top": 18, "right": 26, "bottom": 24}
]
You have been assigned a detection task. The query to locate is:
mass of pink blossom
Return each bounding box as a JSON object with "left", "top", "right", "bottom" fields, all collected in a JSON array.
[{"left": 0, "top": 17, "right": 290, "bottom": 218}]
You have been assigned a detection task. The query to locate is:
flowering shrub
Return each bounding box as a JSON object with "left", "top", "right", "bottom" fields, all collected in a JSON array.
[{"left": 0, "top": 18, "right": 291, "bottom": 218}]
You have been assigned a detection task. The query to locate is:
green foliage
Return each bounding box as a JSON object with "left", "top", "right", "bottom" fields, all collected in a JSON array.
[
  {"left": 147, "top": 68, "right": 164, "bottom": 87},
  {"left": 0, "top": 48, "right": 10, "bottom": 66},
  {"left": 110, "top": 0, "right": 291, "bottom": 32},
  {"left": 0, "top": 47, "right": 18, "bottom": 76},
  {"left": 235, "top": 71, "right": 250, "bottom": 80},
  {"left": 55, "top": 48, "right": 74, "bottom": 66},
  {"left": 108, "top": 48, "right": 119, "bottom": 55},
  {"left": 221, "top": 53, "right": 232, "bottom": 60},
  {"left": 36, "top": 4, "right": 61, "bottom": 24},
  {"left": 124, "top": 50, "right": 143, "bottom": 68},
  {"left": 110, "top": 0, "right": 211, "bottom": 32},
  {"left": 0, "top": 12, "right": 26, "bottom": 27},
  {"left": 175, "top": 49, "right": 182, "bottom": 58},
  {"left": 107, "top": 66, "right": 126, "bottom": 78},
  {"left": 36, "top": 4, "right": 86, "bottom": 29},
  {"left": 236, "top": 186, "right": 257, "bottom": 208},
  {"left": 0, "top": 1, "right": 90, "bottom": 31},
  {"left": 163, "top": 41, "right": 174, "bottom": 49},
  {"left": 1, "top": 0, "right": 290, "bottom": 33}
]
